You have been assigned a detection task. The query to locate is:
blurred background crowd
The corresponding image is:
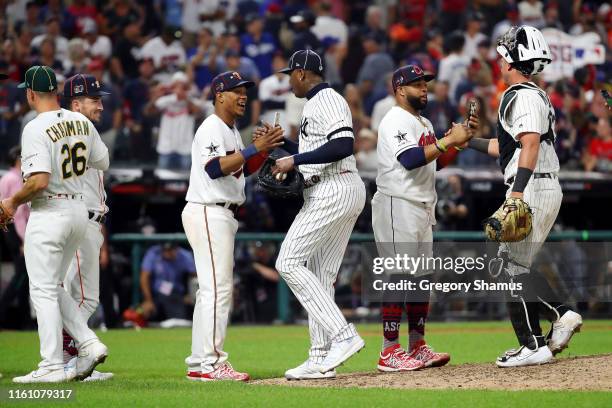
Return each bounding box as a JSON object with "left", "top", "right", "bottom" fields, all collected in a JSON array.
[{"left": 0, "top": 0, "right": 611, "bottom": 329}]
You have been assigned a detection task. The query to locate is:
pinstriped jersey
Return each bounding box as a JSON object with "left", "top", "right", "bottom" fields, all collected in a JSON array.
[
  {"left": 297, "top": 85, "right": 358, "bottom": 179},
  {"left": 498, "top": 81, "right": 559, "bottom": 179}
]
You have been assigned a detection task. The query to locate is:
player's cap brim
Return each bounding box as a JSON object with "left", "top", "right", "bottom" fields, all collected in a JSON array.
[
  {"left": 228, "top": 80, "right": 255, "bottom": 90},
  {"left": 278, "top": 67, "right": 294, "bottom": 74},
  {"left": 407, "top": 73, "right": 435, "bottom": 83},
  {"left": 17, "top": 82, "right": 27, "bottom": 88}
]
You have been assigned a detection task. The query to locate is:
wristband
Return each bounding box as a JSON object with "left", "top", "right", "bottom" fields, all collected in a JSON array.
[
  {"left": 511, "top": 167, "right": 533, "bottom": 193},
  {"left": 240, "top": 144, "right": 258, "bottom": 161},
  {"left": 468, "top": 138, "right": 490, "bottom": 154},
  {"left": 435, "top": 139, "right": 447, "bottom": 153},
  {"left": 454, "top": 145, "right": 464, "bottom": 151}
]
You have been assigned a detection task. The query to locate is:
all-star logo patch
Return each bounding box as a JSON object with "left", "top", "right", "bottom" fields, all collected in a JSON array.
[
  {"left": 205, "top": 143, "right": 219, "bottom": 155},
  {"left": 394, "top": 130, "right": 407, "bottom": 143}
]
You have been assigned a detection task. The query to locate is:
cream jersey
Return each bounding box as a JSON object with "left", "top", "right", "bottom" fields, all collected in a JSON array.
[
  {"left": 185, "top": 113, "right": 246, "bottom": 205},
  {"left": 376, "top": 106, "right": 438, "bottom": 204},
  {"left": 21, "top": 109, "right": 108, "bottom": 198},
  {"left": 82, "top": 168, "right": 108, "bottom": 214},
  {"left": 297, "top": 85, "right": 358, "bottom": 179},
  {"left": 497, "top": 81, "right": 560, "bottom": 181}
]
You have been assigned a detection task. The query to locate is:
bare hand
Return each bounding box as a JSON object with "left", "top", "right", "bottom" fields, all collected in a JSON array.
[
  {"left": 447, "top": 122, "right": 472, "bottom": 146},
  {"left": 253, "top": 125, "right": 284, "bottom": 152},
  {"left": 467, "top": 115, "right": 479, "bottom": 138},
  {"left": 273, "top": 156, "right": 295, "bottom": 175},
  {"left": 141, "top": 300, "right": 156, "bottom": 318},
  {"left": 252, "top": 122, "right": 272, "bottom": 141}
]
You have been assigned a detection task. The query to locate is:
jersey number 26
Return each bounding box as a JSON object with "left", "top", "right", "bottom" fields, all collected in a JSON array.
[{"left": 61, "top": 142, "right": 87, "bottom": 179}]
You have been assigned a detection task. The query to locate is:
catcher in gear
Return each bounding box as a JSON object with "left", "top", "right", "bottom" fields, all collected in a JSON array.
[{"left": 460, "top": 26, "right": 582, "bottom": 367}]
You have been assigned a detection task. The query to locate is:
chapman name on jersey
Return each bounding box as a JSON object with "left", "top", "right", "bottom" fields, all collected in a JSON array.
[
  {"left": 21, "top": 109, "right": 108, "bottom": 198},
  {"left": 186, "top": 114, "right": 246, "bottom": 205},
  {"left": 297, "top": 86, "right": 358, "bottom": 179},
  {"left": 376, "top": 106, "right": 437, "bottom": 204},
  {"left": 497, "top": 81, "right": 560, "bottom": 180}
]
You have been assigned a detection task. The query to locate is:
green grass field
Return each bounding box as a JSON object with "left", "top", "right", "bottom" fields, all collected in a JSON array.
[{"left": 1, "top": 321, "right": 610, "bottom": 407}]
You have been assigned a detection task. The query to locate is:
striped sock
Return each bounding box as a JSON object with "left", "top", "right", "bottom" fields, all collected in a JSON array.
[
  {"left": 406, "top": 302, "right": 429, "bottom": 351},
  {"left": 382, "top": 303, "right": 402, "bottom": 351}
]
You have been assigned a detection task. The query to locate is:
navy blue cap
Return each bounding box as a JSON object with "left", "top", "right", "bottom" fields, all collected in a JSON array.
[
  {"left": 211, "top": 71, "right": 254, "bottom": 100},
  {"left": 63, "top": 74, "right": 110, "bottom": 98},
  {"left": 392, "top": 65, "right": 435, "bottom": 92},
  {"left": 279, "top": 50, "right": 324, "bottom": 75}
]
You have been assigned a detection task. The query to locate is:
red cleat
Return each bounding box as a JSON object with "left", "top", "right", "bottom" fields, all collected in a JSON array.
[
  {"left": 190, "top": 362, "right": 250, "bottom": 382},
  {"left": 377, "top": 344, "right": 424, "bottom": 372},
  {"left": 408, "top": 340, "right": 450, "bottom": 368}
]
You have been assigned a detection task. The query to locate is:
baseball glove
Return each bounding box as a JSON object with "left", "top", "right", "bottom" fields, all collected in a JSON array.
[
  {"left": 0, "top": 200, "right": 15, "bottom": 232},
  {"left": 257, "top": 152, "right": 304, "bottom": 198},
  {"left": 483, "top": 197, "right": 533, "bottom": 242}
]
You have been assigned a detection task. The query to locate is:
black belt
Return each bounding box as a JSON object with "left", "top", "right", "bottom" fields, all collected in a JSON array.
[
  {"left": 505, "top": 172, "right": 555, "bottom": 185},
  {"left": 88, "top": 211, "right": 106, "bottom": 223},
  {"left": 216, "top": 202, "right": 239, "bottom": 213}
]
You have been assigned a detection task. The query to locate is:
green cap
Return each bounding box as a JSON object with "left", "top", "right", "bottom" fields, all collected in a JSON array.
[{"left": 18, "top": 66, "right": 57, "bottom": 92}]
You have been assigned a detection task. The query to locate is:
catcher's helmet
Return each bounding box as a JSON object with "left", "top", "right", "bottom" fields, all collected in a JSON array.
[{"left": 496, "top": 26, "right": 551, "bottom": 76}]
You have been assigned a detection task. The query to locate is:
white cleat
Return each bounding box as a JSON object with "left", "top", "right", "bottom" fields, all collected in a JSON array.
[
  {"left": 548, "top": 310, "right": 582, "bottom": 355},
  {"left": 13, "top": 367, "right": 75, "bottom": 383},
  {"left": 76, "top": 340, "right": 108, "bottom": 380},
  {"left": 496, "top": 345, "right": 553, "bottom": 368},
  {"left": 285, "top": 360, "right": 336, "bottom": 380},
  {"left": 82, "top": 370, "right": 114, "bottom": 382},
  {"left": 319, "top": 331, "right": 365, "bottom": 373}
]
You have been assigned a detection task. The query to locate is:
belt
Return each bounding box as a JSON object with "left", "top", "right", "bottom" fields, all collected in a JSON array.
[
  {"left": 505, "top": 172, "right": 555, "bottom": 185},
  {"left": 46, "top": 193, "right": 83, "bottom": 200},
  {"left": 216, "top": 202, "right": 239, "bottom": 213},
  {"left": 88, "top": 211, "right": 106, "bottom": 224},
  {"left": 304, "top": 171, "right": 352, "bottom": 189}
]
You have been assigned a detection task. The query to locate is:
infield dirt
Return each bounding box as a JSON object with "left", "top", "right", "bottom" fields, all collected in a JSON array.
[{"left": 253, "top": 354, "right": 612, "bottom": 391}]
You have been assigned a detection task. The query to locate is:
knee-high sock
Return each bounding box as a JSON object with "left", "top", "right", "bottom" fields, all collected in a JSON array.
[{"left": 382, "top": 303, "right": 402, "bottom": 351}]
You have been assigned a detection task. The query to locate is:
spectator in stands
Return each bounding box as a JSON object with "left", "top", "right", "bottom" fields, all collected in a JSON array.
[
  {"left": 14, "top": 23, "right": 33, "bottom": 66},
  {"left": 492, "top": 4, "right": 521, "bottom": 41},
  {"left": 87, "top": 59, "right": 123, "bottom": 159},
  {"left": 1, "top": 38, "right": 25, "bottom": 83},
  {"left": 151, "top": 71, "right": 205, "bottom": 169},
  {"left": 101, "top": 0, "right": 141, "bottom": 40},
  {"left": 439, "top": 0, "right": 468, "bottom": 33},
  {"left": 435, "top": 175, "right": 469, "bottom": 230},
  {"left": 67, "top": 0, "right": 98, "bottom": 30},
  {"left": 570, "top": 4, "right": 598, "bottom": 36},
  {"left": 437, "top": 31, "right": 468, "bottom": 106},
  {"left": 140, "top": 242, "right": 197, "bottom": 321},
  {"left": 583, "top": 117, "right": 612, "bottom": 172},
  {"left": 462, "top": 12, "right": 487, "bottom": 60},
  {"left": 223, "top": 34, "right": 261, "bottom": 83},
  {"left": 519, "top": 0, "right": 545, "bottom": 29},
  {"left": 180, "top": 0, "right": 222, "bottom": 46},
  {"left": 354, "top": 128, "right": 378, "bottom": 174},
  {"left": 312, "top": 2, "right": 348, "bottom": 46},
  {"left": 21, "top": 1, "right": 45, "bottom": 37},
  {"left": 186, "top": 27, "right": 225, "bottom": 91},
  {"left": 371, "top": 74, "right": 394, "bottom": 132},
  {"left": 31, "top": 37, "right": 64, "bottom": 74},
  {"left": 81, "top": 18, "right": 112, "bottom": 60},
  {"left": 240, "top": 13, "right": 277, "bottom": 78},
  {"left": 122, "top": 57, "right": 156, "bottom": 162},
  {"left": 289, "top": 9, "right": 321, "bottom": 52},
  {"left": 543, "top": 3, "right": 564, "bottom": 30},
  {"left": 64, "top": 38, "right": 90, "bottom": 77},
  {"left": 110, "top": 13, "right": 144, "bottom": 82},
  {"left": 363, "top": 5, "right": 387, "bottom": 41},
  {"left": 0, "top": 147, "right": 31, "bottom": 328},
  {"left": 356, "top": 31, "right": 394, "bottom": 113},
  {"left": 456, "top": 94, "right": 497, "bottom": 167},
  {"left": 223, "top": 50, "right": 261, "bottom": 137},
  {"left": 258, "top": 54, "right": 291, "bottom": 132},
  {"left": 32, "top": 16, "right": 69, "bottom": 61},
  {"left": 140, "top": 25, "right": 187, "bottom": 84},
  {"left": 345, "top": 83, "right": 370, "bottom": 135},
  {"left": 423, "top": 81, "right": 457, "bottom": 139}
]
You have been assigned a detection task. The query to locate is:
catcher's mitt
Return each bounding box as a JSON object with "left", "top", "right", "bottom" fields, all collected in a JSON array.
[
  {"left": 484, "top": 197, "right": 533, "bottom": 242},
  {"left": 257, "top": 152, "right": 304, "bottom": 198},
  {"left": 0, "top": 200, "right": 15, "bottom": 232}
]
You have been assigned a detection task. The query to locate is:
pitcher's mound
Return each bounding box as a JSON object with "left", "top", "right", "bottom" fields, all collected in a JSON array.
[{"left": 253, "top": 354, "right": 612, "bottom": 391}]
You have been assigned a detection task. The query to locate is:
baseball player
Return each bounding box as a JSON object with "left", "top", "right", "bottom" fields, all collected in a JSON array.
[
  {"left": 182, "top": 71, "right": 283, "bottom": 381},
  {"left": 4, "top": 66, "right": 109, "bottom": 383},
  {"left": 274, "top": 50, "right": 366, "bottom": 380},
  {"left": 61, "top": 74, "right": 113, "bottom": 382},
  {"left": 465, "top": 26, "right": 582, "bottom": 367},
  {"left": 373, "top": 65, "right": 473, "bottom": 372}
]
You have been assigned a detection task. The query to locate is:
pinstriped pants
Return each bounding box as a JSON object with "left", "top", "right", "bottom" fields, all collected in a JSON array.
[{"left": 276, "top": 173, "right": 366, "bottom": 363}]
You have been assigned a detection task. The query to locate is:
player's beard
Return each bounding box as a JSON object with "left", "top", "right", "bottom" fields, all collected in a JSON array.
[{"left": 407, "top": 95, "right": 427, "bottom": 111}]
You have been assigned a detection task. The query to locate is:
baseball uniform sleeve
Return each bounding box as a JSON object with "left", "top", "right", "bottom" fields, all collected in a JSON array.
[
  {"left": 391, "top": 117, "right": 419, "bottom": 158},
  {"left": 195, "top": 120, "right": 226, "bottom": 165},
  {"left": 321, "top": 92, "right": 354, "bottom": 140},
  {"left": 21, "top": 123, "right": 52, "bottom": 177},
  {"left": 506, "top": 91, "right": 549, "bottom": 140},
  {"left": 88, "top": 122, "right": 110, "bottom": 170}
]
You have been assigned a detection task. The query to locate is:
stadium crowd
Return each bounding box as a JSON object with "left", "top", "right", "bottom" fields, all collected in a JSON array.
[{"left": 0, "top": 1, "right": 611, "bottom": 329}]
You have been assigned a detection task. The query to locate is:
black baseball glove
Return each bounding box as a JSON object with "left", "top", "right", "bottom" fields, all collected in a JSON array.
[{"left": 257, "top": 151, "right": 304, "bottom": 198}]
